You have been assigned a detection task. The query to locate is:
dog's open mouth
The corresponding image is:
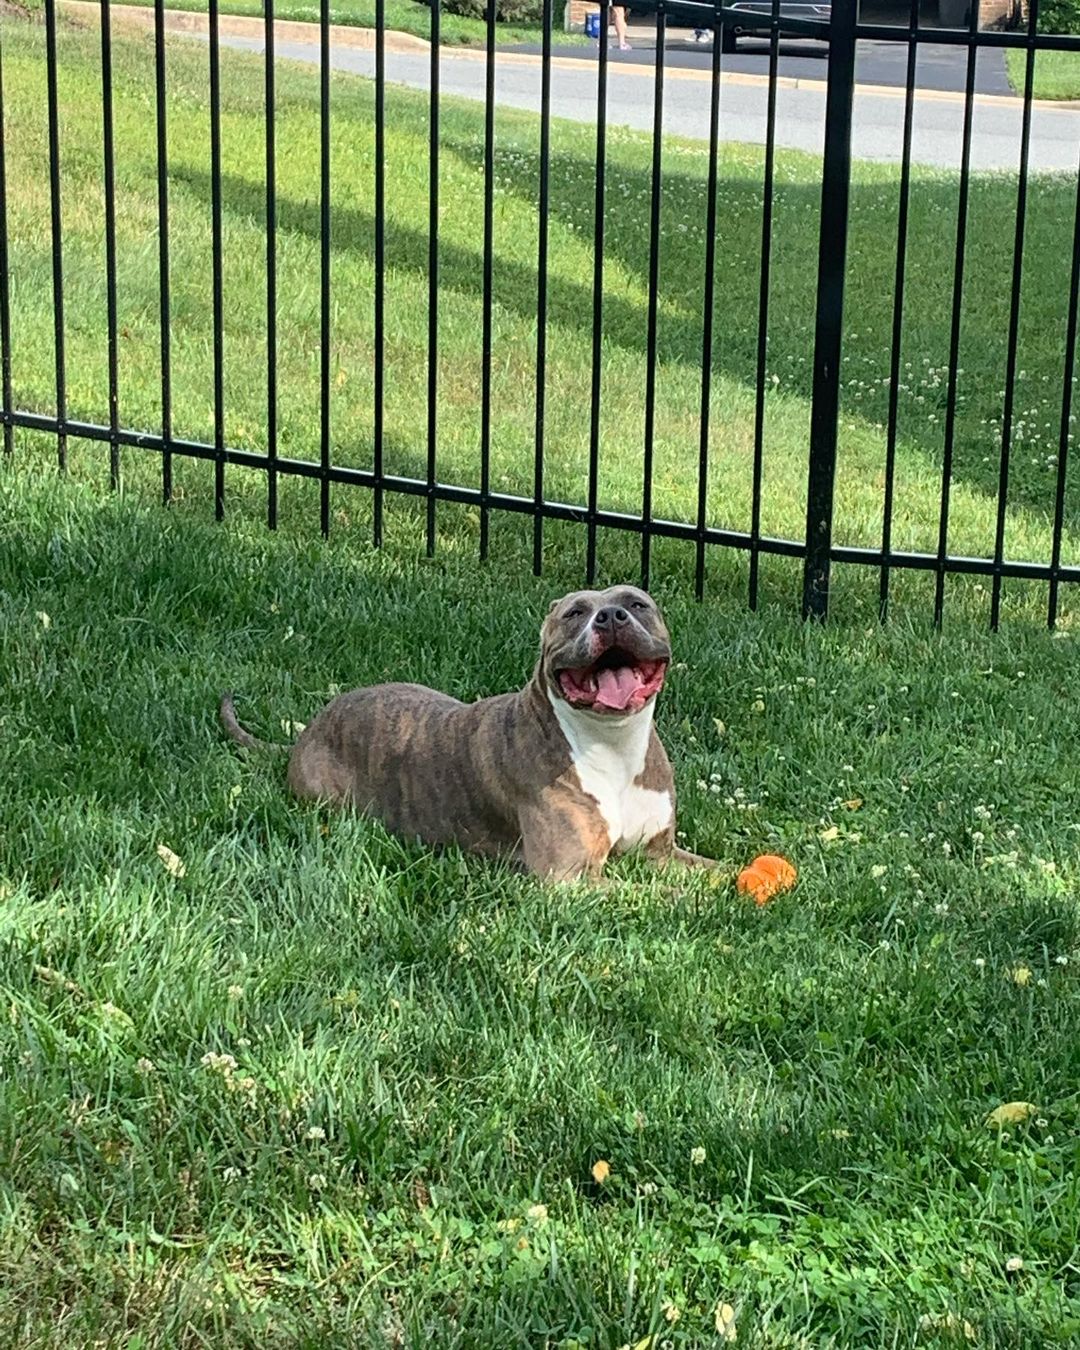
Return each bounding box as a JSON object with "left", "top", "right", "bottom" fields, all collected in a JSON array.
[{"left": 557, "top": 648, "right": 668, "bottom": 714}]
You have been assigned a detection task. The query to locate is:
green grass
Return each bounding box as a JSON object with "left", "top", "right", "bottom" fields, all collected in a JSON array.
[
  {"left": 1, "top": 18, "right": 1080, "bottom": 1344},
  {"left": 3, "top": 438, "right": 1080, "bottom": 1348},
  {"left": 107, "top": 0, "right": 593, "bottom": 48},
  {"left": 1005, "top": 48, "right": 1080, "bottom": 100},
  {"left": 3, "top": 15, "right": 1080, "bottom": 586}
]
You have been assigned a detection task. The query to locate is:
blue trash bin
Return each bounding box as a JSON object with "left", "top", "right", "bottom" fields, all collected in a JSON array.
[{"left": 585, "top": 11, "right": 601, "bottom": 36}]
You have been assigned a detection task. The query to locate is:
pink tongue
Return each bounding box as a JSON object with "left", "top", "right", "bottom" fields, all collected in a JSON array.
[{"left": 595, "top": 665, "right": 642, "bottom": 711}]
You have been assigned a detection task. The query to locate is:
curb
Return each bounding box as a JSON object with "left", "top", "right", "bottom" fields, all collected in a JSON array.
[{"left": 448, "top": 43, "right": 1075, "bottom": 110}]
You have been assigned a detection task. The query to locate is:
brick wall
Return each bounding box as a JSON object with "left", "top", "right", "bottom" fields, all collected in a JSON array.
[{"left": 564, "top": 0, "right": 600, "bottom": 31}]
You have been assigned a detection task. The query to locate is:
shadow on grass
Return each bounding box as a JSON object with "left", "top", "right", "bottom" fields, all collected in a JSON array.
[
  {"left": 169, "top": 151, "right": 1080, "bottom": 549},
  {"left": 0, "top": 454, "right": 786, "bottom": 873}
]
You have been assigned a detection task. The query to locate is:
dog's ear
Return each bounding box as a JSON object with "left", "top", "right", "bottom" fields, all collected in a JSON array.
[{"left": 540, "top": 597, "right": 561, "bottom": 646}]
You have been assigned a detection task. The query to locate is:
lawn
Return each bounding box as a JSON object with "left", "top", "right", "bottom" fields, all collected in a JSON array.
[
  {"left": 107, "top": 0, "right": 593, "bottom": 48},
  {"left": 4, "top": 426, "right": 1080, "bottom": 1350},
  {"left": 1005, "top": 48, "right": 1080, "bottom": 101},
  {"left": 1, "top": 14, "right": 1080, "bottom": 1346},
  {"left": 4, "top": 11, "right": 1080, "bottom": 590}
]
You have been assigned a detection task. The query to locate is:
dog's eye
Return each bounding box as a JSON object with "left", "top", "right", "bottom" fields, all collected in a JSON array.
[
  {"left": 631, "top": 600, "right": 648, "bottom": 611},
  {"left": 566, "top": 607, "right": 584, "bottom": 619}
]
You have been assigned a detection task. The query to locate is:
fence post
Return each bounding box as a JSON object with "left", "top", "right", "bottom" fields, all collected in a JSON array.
[{"left": 801, "top": 0, "right": 857, "bottom": 620}]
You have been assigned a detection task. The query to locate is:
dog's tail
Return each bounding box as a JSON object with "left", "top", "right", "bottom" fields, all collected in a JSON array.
[{"left": 219, "top": 694, "right": 290, "bottom": 753}]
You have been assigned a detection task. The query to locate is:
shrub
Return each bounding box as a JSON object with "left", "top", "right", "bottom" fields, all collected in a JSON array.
[
  {"left": 1037, "top": 0, "right": 1080, "bottom": 32},
  {"left": 420, "top": 0, "right": 547, "bottom": 24}
]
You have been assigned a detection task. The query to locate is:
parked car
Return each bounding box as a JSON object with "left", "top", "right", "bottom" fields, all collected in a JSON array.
[{"left": 666, "top": 0, "right": 831, "bottom": 51}]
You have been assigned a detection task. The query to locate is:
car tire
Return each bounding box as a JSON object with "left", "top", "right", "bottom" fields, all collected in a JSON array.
[{"left": 720, "top": 23, "right": 738, "bottom": 52}]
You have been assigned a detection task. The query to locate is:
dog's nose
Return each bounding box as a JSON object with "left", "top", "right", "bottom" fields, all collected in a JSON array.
[
  {"left": 595, "top": 607, "right": 630, "bottom": 628},
  {"left": 613, "top": 607, "right": 629, "bottom": 625}
]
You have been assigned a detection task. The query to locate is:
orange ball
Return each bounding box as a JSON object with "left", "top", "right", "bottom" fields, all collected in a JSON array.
[{"left": 736, "top": 853, "right": 797, "bottom": 906}]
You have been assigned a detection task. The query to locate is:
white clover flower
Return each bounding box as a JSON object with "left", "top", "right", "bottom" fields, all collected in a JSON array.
[{"left": 200, "top": 1051, "right": 238, "bottom": 1075}]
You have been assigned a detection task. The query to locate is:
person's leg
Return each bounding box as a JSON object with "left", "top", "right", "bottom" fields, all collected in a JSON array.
[{"left": 612, "top": 4, "right": 631, "bottom": 49}]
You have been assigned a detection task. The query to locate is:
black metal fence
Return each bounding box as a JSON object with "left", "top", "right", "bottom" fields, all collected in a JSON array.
[{"left": 2, "top": 0, "right": 1080, "bottom": 624}]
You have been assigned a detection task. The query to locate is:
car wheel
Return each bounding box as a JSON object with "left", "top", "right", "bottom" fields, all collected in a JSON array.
[{"left": 720, "top": 23, "right": 738, "bottom": 52}]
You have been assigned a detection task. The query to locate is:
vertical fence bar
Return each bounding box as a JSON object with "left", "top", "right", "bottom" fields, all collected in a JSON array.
[
  {"left": 586, "top": 0, "right": 609, "bottom": 584},
  {"left": 209, "top": 0, "right": 225, "bottom": 519},
  {"left": 533, "top": 0, "right": 552, "bottom": 576},
  {"left": 879, "top": 0, "right": 919, "bottom": 620},
  {"left": 933, "top": 0, "right": 980, "bottom": 627},
  {"left": 426, "top": 0, "right": 440, "bottom": 556},
  {"left": 1049, "top": 154, "right": 1080, "bottom": 629},
  {"left": 100, "top": 0, "right": 120, "bottom": 490},
  {"left": 320, "top": 0, "right": 331, "bottom": 536},
  {"left": 0, "top": 39, "right": 13, "bottom": 456},
  {"left": 694, "top": 1, "right": 724, "bottom": 601},
  {"left": 802, "top": 0, "right": 857, "bottom": 619},
  {"left": 640, "top": 5, "right": 666, "bottom": 592},
  {"left": 44, "top": 0, "right": 67, "bottom": 470},
  {"left": 750, "top": 0, "right": 781, "bottom": 610},
  {"left": 154, "top": 0, "right": 173, "bottom": 504},
  {"left": 373, "top": 0, "right": 386, "bottom": 546},
  {"left": 990, "top": 0, "right": 1038, "bottom": 630},
  {"left": 265, "top": 0, "right": 278, "bottom": 529},
  {"left": 479, "top": 0, "right": 496, "bottom": 561}
]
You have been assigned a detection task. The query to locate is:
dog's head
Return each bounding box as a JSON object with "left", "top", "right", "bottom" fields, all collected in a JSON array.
[{"left": 538, "top": 586, "right": 671, "bottom": 717}]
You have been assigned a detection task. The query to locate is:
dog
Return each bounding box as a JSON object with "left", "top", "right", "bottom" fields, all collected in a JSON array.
[{"left": 220, "top": 585, "right": 715, "bottom": 881}]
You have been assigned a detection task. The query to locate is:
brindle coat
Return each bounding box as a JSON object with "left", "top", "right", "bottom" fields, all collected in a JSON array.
[{"left": 220, "top": 585, "right": 715, "bottom": 881}]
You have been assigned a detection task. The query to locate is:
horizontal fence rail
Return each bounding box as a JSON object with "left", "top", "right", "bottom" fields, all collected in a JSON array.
[{"left": 1, "top": 0, "right": 1078, "bottom": 626}]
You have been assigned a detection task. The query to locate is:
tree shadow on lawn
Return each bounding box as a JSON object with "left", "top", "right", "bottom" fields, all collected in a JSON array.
[
  {"left": 441, "top": 133, "right": 1080, "bottom": 538},
  {"left": 169, "top": 150, "right": 1080, "bottom": 551}
]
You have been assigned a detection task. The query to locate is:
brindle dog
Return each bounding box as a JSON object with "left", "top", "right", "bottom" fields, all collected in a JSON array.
[{"left": 221, "top": 585, "right": 715, "bottom": 881}]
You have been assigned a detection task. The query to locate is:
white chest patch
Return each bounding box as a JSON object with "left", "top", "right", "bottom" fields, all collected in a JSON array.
[{"left": 548, "top": 691, "right": 674, "bottom": 853}]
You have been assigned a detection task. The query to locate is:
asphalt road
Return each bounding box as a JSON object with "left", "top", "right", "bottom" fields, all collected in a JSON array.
[
  {"left": 214, "top": 31, "right": 1080, "bottom": 172},
  {"left": 511, "top": 30, "right": 1016, "bottom": 97}
]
